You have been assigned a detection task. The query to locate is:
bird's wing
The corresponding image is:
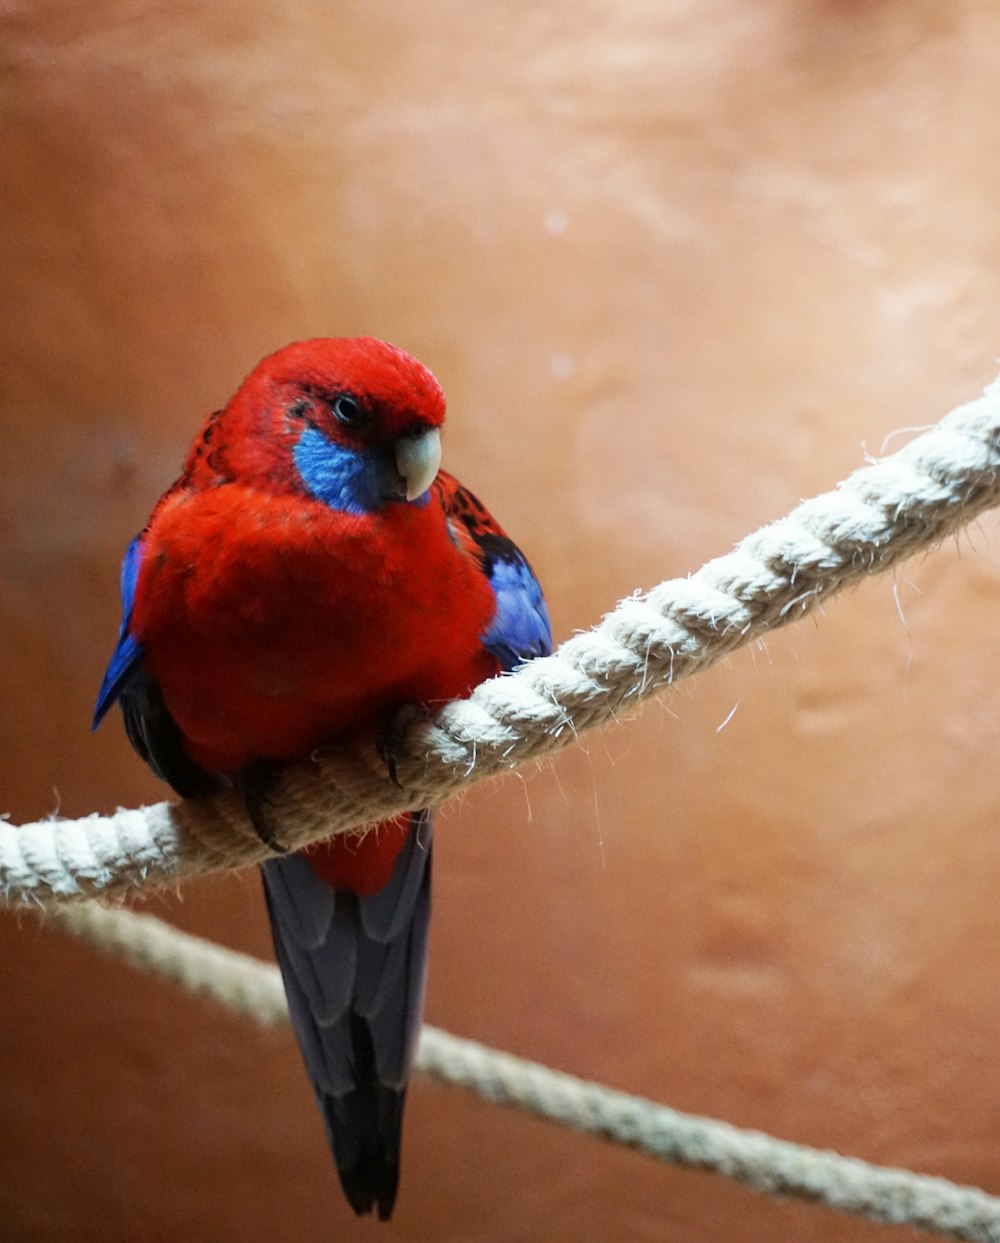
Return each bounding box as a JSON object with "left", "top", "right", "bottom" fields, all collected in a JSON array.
[
  {"left": 435, "top": 470, "right": 553, "bottom": 670},
  {"left": 92, "top": 534, "right": 215, "bottom": 798}
]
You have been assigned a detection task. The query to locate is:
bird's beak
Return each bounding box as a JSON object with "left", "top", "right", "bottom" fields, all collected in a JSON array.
[{"left": 395, "top": 427, "right": 442, "bottom": 501}]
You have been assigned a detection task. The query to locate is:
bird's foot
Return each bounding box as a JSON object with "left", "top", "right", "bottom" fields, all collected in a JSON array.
[
  {"left": 377, "top": 702, "right": 428, "bottom": 788},
  {"left": 234, "top": 762, "right": 289, "bottom": 853}
]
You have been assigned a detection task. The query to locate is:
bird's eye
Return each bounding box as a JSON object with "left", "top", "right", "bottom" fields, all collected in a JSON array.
[{"left": 333, "top": 394, "right": 365, "bottom": 427}]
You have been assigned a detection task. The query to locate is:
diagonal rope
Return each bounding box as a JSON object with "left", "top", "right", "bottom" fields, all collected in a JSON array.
[
  {"left": 45, "top": 902, "right": 1000, "bottom": 1243},
  {"left": 4, "top": 375, "right": 1000, "bottom": 905}
]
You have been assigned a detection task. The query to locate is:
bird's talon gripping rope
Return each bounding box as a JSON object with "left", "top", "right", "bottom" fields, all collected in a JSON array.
[
  {"left": 234, "top": 765, "right": 289, "bottom": 855},
  {"left": 377, "top": 702, "right": 430, "bottom": 788}
]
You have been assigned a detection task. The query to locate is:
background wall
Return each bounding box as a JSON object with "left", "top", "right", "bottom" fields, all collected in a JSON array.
[{"left": 3, "top": 2, "right": 1000, "bottom": 1240}]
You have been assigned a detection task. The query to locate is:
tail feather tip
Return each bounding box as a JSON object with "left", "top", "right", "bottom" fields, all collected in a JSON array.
[{"left": 338, "top": 1161, "right": 400, "bottom": 1221}]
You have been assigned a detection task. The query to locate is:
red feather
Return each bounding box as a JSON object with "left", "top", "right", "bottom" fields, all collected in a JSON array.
[
  {"left": 133, "top": 486, "right": 498, "bottom": 771},
  {"left": 303, "top": 816, "right": 414, "bottom": 896},
  {"left": 127, "top": 340, "right": 503, "bottom": 890}
]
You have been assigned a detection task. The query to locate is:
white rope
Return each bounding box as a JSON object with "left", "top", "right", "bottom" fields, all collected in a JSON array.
[
  {"left": 46, "top": 902, "right": 1000, "bottom": 1243},
  {"left": 5, "top": 375, "right": 1000, "bottom": 905}
]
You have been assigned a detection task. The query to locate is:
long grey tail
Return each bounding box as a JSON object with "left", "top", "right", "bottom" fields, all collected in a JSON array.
[{"left": 261, "top": 812, "right": 432, "bottom": 1220}]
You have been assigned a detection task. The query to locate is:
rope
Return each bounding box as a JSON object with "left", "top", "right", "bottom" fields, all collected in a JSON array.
[
  {"left": 4, "top": 374, "right": 1000, "bottom": 905},
  {"left": 46, "top": 902, "right": 1000, "bottom": 1243}
]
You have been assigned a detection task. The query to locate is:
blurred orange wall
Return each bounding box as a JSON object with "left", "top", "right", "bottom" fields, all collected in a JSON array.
[{"left": 3, "top": 2, "right": 1000, "bottom": 1240}]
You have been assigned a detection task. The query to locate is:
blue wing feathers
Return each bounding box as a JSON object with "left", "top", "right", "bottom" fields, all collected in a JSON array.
[
  {"left": 437, "top": 474, "right": 552, "bottom": 673},
  {"left": 482, "top": 548, "right": 553, "bottom": 672},
  {"left": 92, "top": 535, "right": 146, "bottom": 728},
  {"left": 93, "top": 534, "right": 215, "bottom": 798}
]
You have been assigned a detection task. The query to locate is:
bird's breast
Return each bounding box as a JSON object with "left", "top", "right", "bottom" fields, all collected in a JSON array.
[{"left": 132, "top": 485, "right": 499, "bottom": 772}]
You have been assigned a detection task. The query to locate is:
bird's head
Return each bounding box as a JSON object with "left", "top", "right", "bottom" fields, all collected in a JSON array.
[{"left": 194, "top": 337, "right": 446, "bottom": 513}]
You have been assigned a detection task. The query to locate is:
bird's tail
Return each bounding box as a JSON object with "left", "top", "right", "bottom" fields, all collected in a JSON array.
[{"left": 261, "top": 812, "right": 432, "bottom": 1219}]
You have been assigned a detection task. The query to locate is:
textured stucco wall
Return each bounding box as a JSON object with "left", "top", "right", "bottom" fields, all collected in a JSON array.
[{"left": 3, "top": 3, "right": 1000, "bottom": 1240}]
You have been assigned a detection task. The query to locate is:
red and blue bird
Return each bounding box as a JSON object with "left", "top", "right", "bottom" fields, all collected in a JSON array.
[{"left": 93, "top": 338, "right": 551, "bottom": 1219}]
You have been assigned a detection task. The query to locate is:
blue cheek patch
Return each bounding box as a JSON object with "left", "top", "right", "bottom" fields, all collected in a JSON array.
[{"left": 293, "top": 426, "right": 386, "bottom": 516}]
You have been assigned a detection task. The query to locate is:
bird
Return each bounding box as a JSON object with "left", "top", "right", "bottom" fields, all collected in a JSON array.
[{"left": 93, "top": 336, "right": 552, "bottom": 1220}]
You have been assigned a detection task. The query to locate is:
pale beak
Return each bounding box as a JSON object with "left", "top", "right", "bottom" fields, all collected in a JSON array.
[{"left": 395, "top": 427, "right": 442, "bottom": 501}]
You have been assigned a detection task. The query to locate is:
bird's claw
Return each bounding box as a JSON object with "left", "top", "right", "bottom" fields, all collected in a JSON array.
[
  {"left": 235, "top": 762, "right": 289, "bottom": 853},
  {"left": 377, "top": 702, "right": 428, "bottom": 788}
]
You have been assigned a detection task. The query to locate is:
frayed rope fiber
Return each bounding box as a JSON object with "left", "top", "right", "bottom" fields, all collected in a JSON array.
[
  {"left": 46, "top": 902, "right": 1000, "bottom": 1243},
  {"left": 5, "top": 375, "right": 1000, "bottom": 904}
]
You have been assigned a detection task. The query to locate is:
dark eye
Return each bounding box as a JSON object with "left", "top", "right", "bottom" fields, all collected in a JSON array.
[{"left": 333, "top": 394, "right": 365, "bottom": 427}]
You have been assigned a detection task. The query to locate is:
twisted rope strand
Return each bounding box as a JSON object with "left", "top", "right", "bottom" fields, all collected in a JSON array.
[
  {"left": 47, "top": 902, "right": 1000, "bottom": 1243},
  {"left": 5, "top": 375, "right": 1000, "bottom": 905}
]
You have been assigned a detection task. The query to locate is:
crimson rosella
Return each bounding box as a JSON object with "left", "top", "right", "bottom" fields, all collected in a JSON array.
[{"left": 93, "top": 337, "right": 552, "bottom": 1219}]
